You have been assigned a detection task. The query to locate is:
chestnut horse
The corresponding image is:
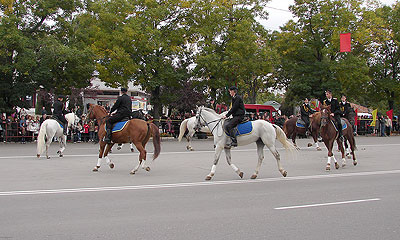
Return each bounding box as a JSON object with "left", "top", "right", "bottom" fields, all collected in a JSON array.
[
  {"left": 283, "top": 113, "right": 322, "bottom": 151},
  {"left": 87, "top": 104, "right": 161, "bottom": 174},
  {"left": 320, "top": 106, "right": 357, "bottom": 171}
]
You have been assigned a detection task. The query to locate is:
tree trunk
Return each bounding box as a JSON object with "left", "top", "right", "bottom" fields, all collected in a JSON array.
[
  {"left": 388, "top": 91, "right": 394, "bottom": 110},
  {"left": 151, "top": 86, "right": 161, "bottom": 127}
]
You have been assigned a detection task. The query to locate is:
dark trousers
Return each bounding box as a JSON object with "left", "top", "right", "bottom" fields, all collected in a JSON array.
[
  {"left": 54, "top": 114, "right": 67, "bottom": 124},
  {"left": 301, "top": 116, "right": 310, "bottom": 129},
  {"left": 333, "top": 114, "right": 342, "bottom": 136},
  {"left": 225, "top": 116, "right": 244, "bottom": 137},
  {"left": 106, "top": 113, "right": 126, "bottom": 129}
]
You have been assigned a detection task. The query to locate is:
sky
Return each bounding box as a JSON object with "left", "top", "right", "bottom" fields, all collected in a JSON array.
[{"left": 261, "top": 0, "right": 398, "bottom": 31}]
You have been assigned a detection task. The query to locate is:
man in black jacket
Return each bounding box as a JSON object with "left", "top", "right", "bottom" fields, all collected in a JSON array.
[
  {"left": 53, "top": 95, "right": 68, "bottom": 135},
  {"left": 104, "top": 87, "right": 132, "bottom": 143},
  {"left": 222, "top": 86, "right": 245, "bottom": 147},
  {"left": 300, "top": 98, "right": 316, "bottom": 134},
  {"left": 323, "top": 90, "right": 343, "bottom": 141}
]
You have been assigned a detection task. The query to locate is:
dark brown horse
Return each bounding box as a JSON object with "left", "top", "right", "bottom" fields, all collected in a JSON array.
[
  {"left": 320, "top": 105, "right": 357, "bottom": 171},
  {"left": 87, "top": 104, "right": 161, "bottom": 174},
  {"left": 283, "top": 112, "right": 322, "bottom": 151}
]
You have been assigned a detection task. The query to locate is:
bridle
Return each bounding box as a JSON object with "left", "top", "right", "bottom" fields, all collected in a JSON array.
[
  {"left": 87, "top": 105, "right": 108, "bottom": 125},
  {"left": 195, "top": 107, "right": 223, "bottom": 134}
]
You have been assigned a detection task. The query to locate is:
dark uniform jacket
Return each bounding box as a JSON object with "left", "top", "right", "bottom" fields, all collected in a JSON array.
[
  {"left": 226, "top": 94, "right": 245, "bottom": 118},
  {"left": 53, "top": 100, "right": 65, "bottom": 116},
  {"left": 323, "top": 98, "right": 342, "bottom": 117},
  {"left": 110, "top": 93, "right": 132, "bottom": 117},
  {"left": 339, "top": 101, "right": 351, "bottom": 117},
  {"left": 300, "top": 103, "right": 316, "bottom": 119}
]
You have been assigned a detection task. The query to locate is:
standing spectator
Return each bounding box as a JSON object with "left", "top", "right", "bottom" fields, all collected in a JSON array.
[
  {"left": 89, "top": 120, "right": 95, "bottom": 142},
  {"left": 378, "top": 114, "right": 385, "bottom": 137},
  {"left": 0, "top": 115, "right": 6, "bottom": 142},
  {"left": 75, "top": 105, "right": 83, "bottom": 118},
  {"left": 82, "top": 119, "right": 90, "bottom": 142},
  {"left": 74, "top": 121, "right": 83, "bottom": 143},
  {"left": 32, "top": 116, "right": 41, "bottom": 141},
  {"left": 40, "top": 114, "right": 48, "bottom": 126},
  {"left": 19, "top": 115, "right": 27, "bottom": 143},
  {"left": 385, "top": 115, "right": 392, "bottom": 136},
  {"left": 41, "top": 106, "right": 47, "bottom": 116},
  {"left": 26, "top": 115, "right": 35, "bottom": 142}
]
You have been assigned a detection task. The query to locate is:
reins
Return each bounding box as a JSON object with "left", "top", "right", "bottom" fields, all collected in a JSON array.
[{"left": 197, "top": 108, "right": 223, "bottom": 134}]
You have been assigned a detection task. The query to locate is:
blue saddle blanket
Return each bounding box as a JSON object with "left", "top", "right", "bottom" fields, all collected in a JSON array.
[
  {"left": 332, "top": 120, "right": 347, "bottom": 131},
  {"left": 226, "top": 121, "right": 253, "bottom": 137},
  {"left": 105, "top": 121, "right": 129, "bottom": 133},
  {"left": 58, "top": 122, "right": 64, "bottom": 129},
  {"left": 296, "top": 122, "right": 305, "bottom": 128}
]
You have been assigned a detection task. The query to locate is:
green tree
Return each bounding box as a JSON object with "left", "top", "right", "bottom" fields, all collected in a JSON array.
[{"left": 0, "top": 0, "right": 95, "bottom": 113}]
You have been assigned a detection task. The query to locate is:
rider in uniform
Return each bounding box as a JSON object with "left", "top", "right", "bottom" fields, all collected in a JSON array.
[
  {"left": 53, "top": 95, "right": 68, "bottom": 135},
  {"left": 300, "top": 97, "right": 316, "bottom": 134},
  {"left": 222, "top": 86, "right": 245, "bottom": 147},
  {"left": 323, "top": 90, "right": 343, "bottom": 141},
  {"left": 340, "top": 94, "right": 356, "bottom": 135},
  {"left": 104, "top": 87, "right": 132, "bottom": 143}
]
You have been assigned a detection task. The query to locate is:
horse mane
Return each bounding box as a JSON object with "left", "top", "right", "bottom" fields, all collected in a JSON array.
[{"left": 201, "top": 107, "right": 222, "bottom": 116}]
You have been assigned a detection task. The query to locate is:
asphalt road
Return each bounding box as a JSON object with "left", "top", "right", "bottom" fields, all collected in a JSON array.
[{"left": 0, "top": 136, "right": 399, "bottom": 240}]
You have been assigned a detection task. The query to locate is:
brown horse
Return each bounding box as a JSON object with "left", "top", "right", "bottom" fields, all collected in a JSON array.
[
  {"left": 87, "top": 104, "right": 161, "bottom": 174},
  {"left": 283, "top": 112, "right": 322, "bottom": 151},
  {"left": 320, "top": 105, "right": 357, "bottom": 171}
]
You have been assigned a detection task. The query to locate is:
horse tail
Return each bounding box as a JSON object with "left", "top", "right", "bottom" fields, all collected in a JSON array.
[
  {"left": 178, "top": 118, "right": 189, "bottom": 142},
  {"left": 150, "top": 123, "right": 161, "bottom": 160},
  {"left": 273, "top": 124, "right": 296, "bottom": 153},
  {"left": 37, "top": 121, "right": 47, "bottom": 157}
]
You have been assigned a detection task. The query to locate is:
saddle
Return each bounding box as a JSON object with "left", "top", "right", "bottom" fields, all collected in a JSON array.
[
  {"left": 52, "top": 116, "right": 65, "bottom": 129},
  {"left": 107, "top": 117, "right": 131, "bottom": 133},
  {"left": 223, "top": 118, "right": 253, "bottom": 137},
  {"left": 331, "top": 118, "right": 348, "bottom": 131},
  {"left": 296, "top": 118, "right": 306, "bottom": 128}
]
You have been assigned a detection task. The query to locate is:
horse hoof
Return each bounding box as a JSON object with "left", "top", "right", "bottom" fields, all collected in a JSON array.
[
  {"left": 131, "top": 148, "right": 134, "bottom": 152},
  {"left": 37, "top": 154, "right": 40, "bottom": 158},
  {"left": 317, "top": 147, "right": 322, "bottom": 151},
  {"left": 117, "top": 147, "right": 121, "bottom": 150},
  {"left": 326, "top": 164, "right": 331, "bottom": 171},
  {"left": 59, "top": 155, "right": 63, "bottom": 158},
  {"left": 307, "top": 143, "right": 312, "bottom": 147},
  {"left": 46, "top": 156, "right": 50, "bottom": 159},
  {"left": 342, "top": 162, "right": 346, "bottom": 168},
  {"left": 282, "top": 171, "right": 287, "bottom": 177},
  {"left": 145, "top": 167, "right": 151, "bottom": 171},
  {"left": 109, "top": 163, "right": 114, "bottom": 169},
  {"left": 250, "top": 174, "right": 257, "bottom": 179},
  {"left": 205, "top": 176, "right": 212, "bottom": 181},
  {"left": 353, "top": 160, "right": 358, "bottom": 166},
  {"left": 93, "top": 167, "right": 99, "bottom": 172},
  {"left": 57, "top": 150, "right": 60, "bottom": 154},
  {"left": 335, "top": 162, "right": 340, "bottom": 169},
  {"left": 239, "top": 172, "right": 244, "bottom": 178},
  {"left": 130, "top": 171, "right": 136, "bottom": 175}
]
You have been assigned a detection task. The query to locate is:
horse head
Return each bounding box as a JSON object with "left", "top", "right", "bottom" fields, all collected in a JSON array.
[{"left": 320, "top": 105, "right": 332, "bottom": 127}]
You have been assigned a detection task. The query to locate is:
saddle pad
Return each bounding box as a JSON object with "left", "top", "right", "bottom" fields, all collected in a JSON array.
[
  {"left": 331, "top": 119, "right": 348, "bottom": 131},
  {"left": 105, "top": 121, "right": 129, "bottom": 133},
  {"left": 296, "top": 122, "right": 305, "bottom": 128},
  {"left": 225, "top": 121, "right": 253, "bottom": 137},
  {"left": 58, "top": 122, "right": 64, "bottom": 129}
]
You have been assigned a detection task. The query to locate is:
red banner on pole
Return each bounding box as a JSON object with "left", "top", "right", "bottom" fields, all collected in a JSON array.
[
  {"left": 386, "top": 109, "right": 393, "bottom": 120},
  {"left": 340, "top": 33, "right": 351, "bottom": 52}
]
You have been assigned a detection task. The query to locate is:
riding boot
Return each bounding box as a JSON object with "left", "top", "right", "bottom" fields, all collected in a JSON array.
[
  {"left": 338, "top": 128, "right": 344, "bottom": 142},
  {"left": 229, "top": 129, "right": 238, "bottom": 147},
  {"left": 104, "top": 126, "right": 112, "bottom": 143},
  {"left": 63, "top": 123, "right": 67, "bottom": 135}
]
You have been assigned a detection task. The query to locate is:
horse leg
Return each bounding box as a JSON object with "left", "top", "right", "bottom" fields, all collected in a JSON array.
[
  {"left": 224, "top": 148, "right": 243, "bottom": 179},
  {"left": 45, "top": 138, "right": 52, "bottom": 159},
  {"left": 186, "top": 130, "right": 194, "bottom": 151},
  {"left": 130, "top": 142, "right": 147, "bottom": 174},
  {"left": 117, "top": 143, "right": 123, "bottom": 150},
  {"left": 58, "top": 135, "right": 66, "bottom": 158},
  {"left": 205, "top": 145, "right": 224, "bottom": 180},
  {"left": 103, "top": 143, "right": 115, "bottom": 169},
  {"left": 292, "top": 132, "right": 300, "bottom": 150},
  {"left": 266, "top": 143, "right": 287, "bottom": 177},
  {"left": 93, "top": 141, "right": 107, "bottom": 171},
  {"left": 251, "top": 140, "right": 265, "bottom": 179},
  {"left": 130, "top": 142, "right": 134, "bottom": 152},
  {"left": 337, "top": 138, "right": 346, "bottom": 168},
  {"left": 349, "top": 136, "right": 357, "bottom": 166}
]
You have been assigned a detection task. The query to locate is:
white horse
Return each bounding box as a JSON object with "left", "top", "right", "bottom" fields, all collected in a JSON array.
[
  {"left": 195, "top": 107, "right": 296, "bottom": 180},
  {"left": 36, "top": 113, "right": 79, "bottom": 159},
  {"left": 178, "top": 116, "right": 210, "bottom": 151},
  {"left": 178, "top": 111, "right": 227, "bottom": 151}
]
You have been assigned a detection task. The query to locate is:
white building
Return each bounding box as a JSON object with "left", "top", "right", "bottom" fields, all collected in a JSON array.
[{"left": 83, "top": 78, "right": 149, "bottom": 112}]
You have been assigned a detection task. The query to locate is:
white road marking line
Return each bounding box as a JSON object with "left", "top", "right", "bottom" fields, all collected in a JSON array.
[
  {"left": 1, "top": 143, "right": 399, "bottom": 159},
  {"left": 0, "top": 170, "right": 399, "bottom": 197},
  {"left": 274, "top": 198, "right": 381, "bottom": 210}
]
